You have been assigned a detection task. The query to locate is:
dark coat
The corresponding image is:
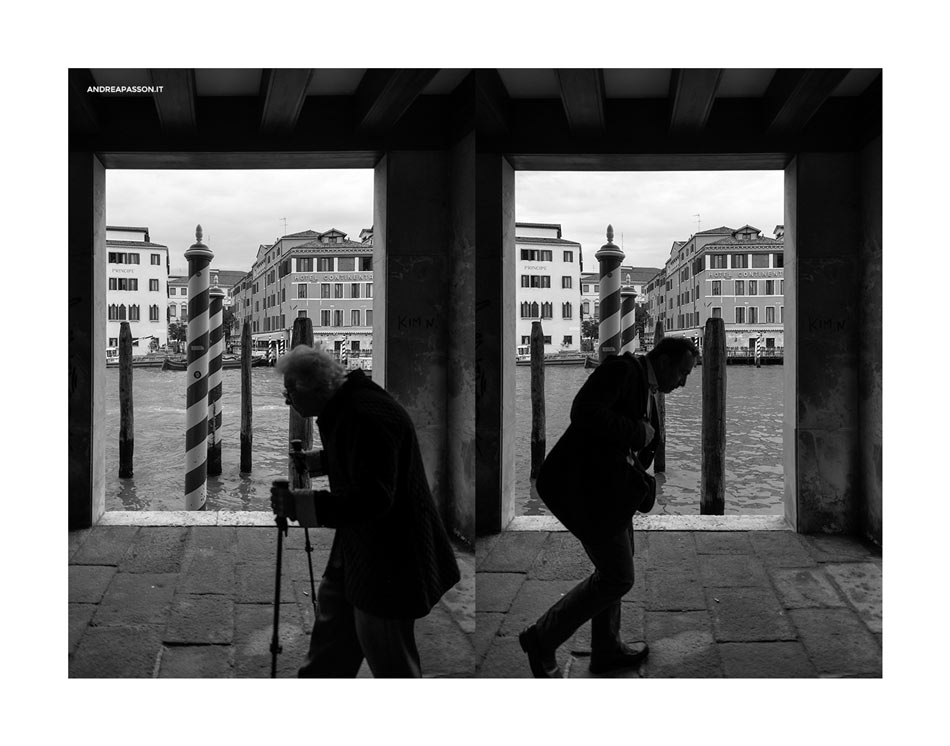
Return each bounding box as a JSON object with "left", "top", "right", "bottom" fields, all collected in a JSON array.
[
  {"left": 536, "top": 353, "right": 659, "bottom": 543},
  {"left": 312, "top": 370, "right": 460, "bottom": 619}
]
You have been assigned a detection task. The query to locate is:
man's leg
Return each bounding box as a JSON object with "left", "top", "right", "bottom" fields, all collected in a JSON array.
[
  {"left": 589, "top": 524, "right": 635, "bottom": 655},
  {"left": 534, "top": 523, "right": 635, "bottom": 653},
  {"left": 353, "top": 610, "right": 422, "bottom": 678},
  {"left": 298, "top": 572, "right": 365, "bottom": 678}
]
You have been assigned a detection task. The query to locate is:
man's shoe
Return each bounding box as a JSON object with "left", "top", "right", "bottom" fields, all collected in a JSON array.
[
  {"left": 518, "top": 625, "right": 562, "bottom": 678},
  {"left": 589, "top": 641, "right": 649, "bottom": 674}
]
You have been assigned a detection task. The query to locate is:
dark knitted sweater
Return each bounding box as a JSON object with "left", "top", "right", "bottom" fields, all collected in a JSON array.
[{"left": 311, "top": 370, "right": 460, "bottom": 619}]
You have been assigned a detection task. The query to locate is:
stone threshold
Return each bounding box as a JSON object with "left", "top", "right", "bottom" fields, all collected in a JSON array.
[{"left": 93, "top": 511, "right": 790, "bottom": 531}]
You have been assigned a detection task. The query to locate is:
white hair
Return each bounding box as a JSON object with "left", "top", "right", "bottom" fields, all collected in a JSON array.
[{"left": 275, "top": 344, "right": 347, "bottom": 395}]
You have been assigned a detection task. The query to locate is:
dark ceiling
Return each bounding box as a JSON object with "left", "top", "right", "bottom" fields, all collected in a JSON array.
[{"left": 69, "top": 68, "right": 882, "bottom": 170}]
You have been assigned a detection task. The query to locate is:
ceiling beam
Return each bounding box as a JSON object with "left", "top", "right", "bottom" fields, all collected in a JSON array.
[
  {"left": 149, "top": 69, "right": 197, "bottom": 134},
  {"left": 259, "top": 69, "right": 313, "bottom": 136},
  {"left": 669, "top": 69, "right": 722, "bottom": 133},
  {"left": 354, "top": 69, "right": 439, "bottom": 135},
  {"left": 68, "top": 69, "right": 101, "bottom": 134},
  {"left": 475, "top": 69, "right": 510, "bottom": 139},
  {"left": 556, "top": 69, "right": 606, "bottom": 135},
  {"left": 765, "top": 68, "right": 851, "bottom": 135}
]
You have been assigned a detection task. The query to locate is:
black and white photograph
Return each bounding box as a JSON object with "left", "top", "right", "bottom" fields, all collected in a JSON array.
[{"left": 16, "top": 1, "right": 942, "bottom": 742}]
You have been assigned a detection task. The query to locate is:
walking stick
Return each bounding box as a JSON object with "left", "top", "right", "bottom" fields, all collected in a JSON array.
[
  {"left": 290, "top": 439, "right": 318, "bottom": 612},
  {"left": 270, "top": 478, "right": 290, "bottom": 678}
]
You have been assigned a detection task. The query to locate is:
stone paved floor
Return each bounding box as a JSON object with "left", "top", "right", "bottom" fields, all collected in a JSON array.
[
  {"left": 68, "top": 522, "right": 475, "bottom": 678},
  {"left": 475, "top": 527, "right": 882, "bottom": 678}
]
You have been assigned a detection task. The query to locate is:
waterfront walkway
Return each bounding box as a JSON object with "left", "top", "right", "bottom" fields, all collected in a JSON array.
[
  {"left": 68, "top": 513, "right": 475, "bottom": 678},
  {"left": 476, "top": 516, "right": 882, "bottom": 678}
]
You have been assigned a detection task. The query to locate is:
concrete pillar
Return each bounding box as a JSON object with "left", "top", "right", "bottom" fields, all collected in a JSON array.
[
  {"left": 784, "top": 152, "right": 863, "bottom": 534},
  {"left": 857, "top": 136, "right": 882, "bottom": 545},
  {"left": 375, "top": 148, "right": 474, "bottom": 542},
  {"left": 68, "top": 152, "right": 106, "bottom": 529},
  {"left": 474, "top": 152, "right": 516, "bottom": 536}
]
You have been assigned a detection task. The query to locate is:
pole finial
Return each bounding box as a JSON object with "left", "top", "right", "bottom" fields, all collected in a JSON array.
[
  {"left": 606, "top": 224, "right": 614, "bottom": 243},
  {"left": 195, "top": 224, "right": 203, "bottom": 242}
]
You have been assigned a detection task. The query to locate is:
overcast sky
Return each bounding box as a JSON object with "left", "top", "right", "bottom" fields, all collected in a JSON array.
[{"left": 107, "top": 168, "right": 782, "bottom": 275}]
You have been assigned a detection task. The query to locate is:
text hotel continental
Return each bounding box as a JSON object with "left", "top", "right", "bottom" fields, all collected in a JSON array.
[{"left": 87, "top": 86, "right": 164, "bottom": 93}]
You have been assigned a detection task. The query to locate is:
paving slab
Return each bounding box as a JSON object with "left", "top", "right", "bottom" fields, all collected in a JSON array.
[
  {"left": 177, "top": 551, "right": 237, "bottom": 595},
  {"left": 641, "top": 610, "right": 722, "bottom": 678},
  {"left": 441, "top": 552, "right": 475, "bottom": 634},
  {"left": 645, "top": 568, "right": 707, "bottom": 611},
  {"left": 698, "top": 554, "right": 772, "bottom": 587},
  {"left": 164, "top": 595, "right": 235, "bottom": 644},
  {"left": 92, "top": 572, "right": 179, "bottom": 627},
  {"left": 824, "top": 562, "right": 882, "bottom": 633},
  {"left": 644, "top": 531, "right": 699, "bottom": 571},
  {"left": 157, "top": 644, "right": 234, "bottom": 678},
  {"left": 769, "top": 567, "right": 848, "bottom": 609},
  {"left": 803, "top": 534, "right": 878, "bottom": 564},
  {"left": 473, "top": 612, "right": 504, "bottom": 664},
  {"left": 475, "top": 534, "right": 502, "bottom": 570},
  {"left": 417, "top": 604, "right": 475, "bottom": 677},
  {"left": 477, "top": 635, "right": 533, "bottom": 678},
  {"left": 479, "top": 531, "right": 548, "bottom": 572},
  {"left": 718, "top": 641, "right": 818, "bottom": 677},
  {"left": 235, "top": 559, "right": 295, "bottom": 603},
  {"left": 68, "top": 565, "right": 117, "bottom": 604},
  {"left": 748, "top": 531, "right": 817, "bottom": 567},
  {"left": 706, "top": 586, "right": 796, "bottom": 642},
  {"left": 789, "top": 608, "right": 882, "bottom": 677},
  {"left": 526, "top": 533, "right": 593, "bottom": 580},
  {"left": 68, "top": 603, "right": 96, "bottom": 656},
  {"left": 232, "top": 601, "right": 311, "bottom": 678},
  {"left": 118, "top": 527, "right": 189, "bottom": 573},
  {"left": 475, "top": 572, "right": 526, "bottom": 613},
  {"left": 69, "top": 526, "right": 139, "bottom": 565},
  {"left": 498, "top": 579, "right": 581, "bottom": 637},
  {"left": 694, "top": 532, "right": 755, "bottom": 555},
  {"left": 566, "top": 601, "right": 646, "bottom": 655},
  {"left": 184, "top": 525, "right": 237, "bottom": 553},
  {"left": 70, "top": 625, "right": 164, "bottom": 678}
]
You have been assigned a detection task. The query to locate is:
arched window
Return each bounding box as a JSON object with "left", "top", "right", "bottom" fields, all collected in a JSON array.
[{"left": 118, "top": 304, "right": 127, "bottom": 320}]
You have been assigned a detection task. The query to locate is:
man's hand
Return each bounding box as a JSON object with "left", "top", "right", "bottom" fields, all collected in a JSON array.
[
  {"left": 289, "top": 447, "right": 326, "bottom": 477},
  {"left": 270, "top": 482, "right": 298, "bottom": 522}
]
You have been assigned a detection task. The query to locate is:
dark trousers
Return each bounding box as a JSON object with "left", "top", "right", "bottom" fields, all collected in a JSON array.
[
  {"left": 298, "top": 571, "right": 422, "bottom": 678},
  {"left": 534, "top": 523, "right": 635, "bottom": 654}
]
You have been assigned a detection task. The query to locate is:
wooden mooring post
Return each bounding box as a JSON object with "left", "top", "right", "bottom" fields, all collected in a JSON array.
[
  {"left": 701, "top": 317, "right": 726, "bottom": 515},
  {"left": 289, "top": 318, "right": 314, "bottom": 481},
  {"left": 653, "top": 321, "right": 666, "bottom": 473},
  {"left": 530, "top": 320, "right": 545, "bottom": 479},
  {"left": 240, "top": 321, "right": 253, "bottom": 473},
  {"left": 118, "top": 321, "right": 134, "bottom": 478}
]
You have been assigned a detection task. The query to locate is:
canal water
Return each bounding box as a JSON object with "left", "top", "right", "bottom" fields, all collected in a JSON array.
[
  {"left": 104, "top": 362, "right": 784, "bottom": 515},
  {"left": 514, "top": 362, "right": 785, "bottom": 516}
]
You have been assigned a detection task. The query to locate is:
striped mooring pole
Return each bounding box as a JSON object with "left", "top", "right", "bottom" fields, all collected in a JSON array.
[
  {"left": 184, "top": 225, "right": 214, "bottom": 510},
  {"left": 595, "top": 224, "right": 626, "bottom": 362},
  {"left": 207, "top": 284, "right": 226, "bottom": 476},
  {"left": 620, "top": 287, "right": 638, "bottom": 354}
]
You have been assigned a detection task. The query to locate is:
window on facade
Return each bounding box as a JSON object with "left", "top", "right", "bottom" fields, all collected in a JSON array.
[
  {"left": 540, "top": 302, "right": 553, "bottom": 319},
  {"left": 748, "top": 307, "right": 758, "bottom": 324},
  {"left": 765, "top": 280, "right": 775, "bottom": 295},
  {"left": 366, "top": 310, "right": 373, "bottom": 326},
  {"left": 521, "top": 275, "right": 529, "bottom": 288},
  {"left": 749, "top": 280, "right": 758, "bottom": 295},
  {"left": 317, "top": 257, "right": 333, "bottom": 272},
  {"left": 563, "top": 251, "right": 573, "bottom": 262},
  {"left": 351, "top": 283, "right": 360, "bottom": 298},
  {"left": 359, "top": 257, "right": 372, "bottom": 271},
  {"left": 582, "top": 284, "right": 589, "bottom": 293},
  {"left": 563, "top": 335, "right": 572, "bottom": 345},
  {"left": 562, "top": 276, "right": 572, "bottom": 289},
  {"left": 780, "top": 280, "right": 784, "bottom": 295},
  {"left": 298, "top": 257, "right": 313, "bottom": 272},
  {"left": 774, "top": 253, "right": 784, "bottom": 268},
  {"left": 752, "top": 254, "right": 769, "bottom": 268},
  {"left": 169, "top": 305, "right": 176, "bottom": 317},
  {"left": 735, "top": 280, "right": 745, "bottom": 295},
  {"left": 712, "top": 307, "right": 721, "bottom": 318},
  {"left": 149, "top": 279, "right": 159, "bottom": 291},
  {"left": 337, "top": 257, "right": 355, "bottom": 271},
  {"left": 150, "top": 305, "right": 159, "bottom": 321},
  {"left": 366, "top": 283, "right": 373, "bottom": 298},
  {"left": 181, "top": 288, "right": 187, "bottom": 296},
  {"left": 334, "top": 283, "right": 343, "bottom": 298},
  {"left": 351, "top": 310, "right": 361, "bottom": 326},
  {"left": 129, "top": 305, "right": 140, "bottom": 321},
  {"left": 181, "top": 304, "right": 187, "bottom": 320},
  {"left": 151, "top": 254, "right": 161, "bottom": 265},
  {"left": 321, "top": 284, "right": 330, "bottom": 298},
  {"left": 298, "top": 310, "right": 308, "bottom": 318},
  {"left": 321, "top": 310, "right": 331, "bottom": 326},
  {"left": 780, "top": 306, "right": 784, "bottom": 323},
  {"left": 766, "top": 306, "right": 775, "bottom": 323},
  {"left": 169, "top": 287, "right": 176, "bottom": 295},
  {"left": 708, "top": 254, "right": 726, "bottom": 269},
  {"left": 543, "top": 336, "right": 552, "bottom": 344},
  {"left": 297, "top": 284, "right": 308, "bottom": 299},
  {"left": 731, "top": 254, "right": 748, "bottom": 269},
  {"left": 562, "top": 302, "right": 572, "bottom": 319},
  {"left": 735, "top": 307, "right": 745, "bottom": 323},
  {"left": 333, "top": 310, "right": 344, "bottom": 327}
]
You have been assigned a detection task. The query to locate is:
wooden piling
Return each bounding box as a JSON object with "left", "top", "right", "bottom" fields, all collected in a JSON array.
[
  {"left": 289, "top": 319, "right": 313, "bottom": 486},
  {"left": 240, "top": 321, "right": 253, "bottom": 473},
  {"left": 653, "top": 321, "right": 666, "bottom": 473},
  {"left": 701, "top": 317, "right": 726, "bottom": 515},
  {"left": 118, "top": 321, "right": 133, "bottom": 478},
  {"left": 530, "top": 320, "right": 545, "bottom": 479}
]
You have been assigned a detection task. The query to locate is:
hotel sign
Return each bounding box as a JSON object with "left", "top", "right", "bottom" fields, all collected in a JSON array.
[
  {"left": 708, "top": 270, "right": 782, "bottom": 279},
  {"left": 294, "top": 272, "right": 372, "bottom": 282},
  {"left": 523, "top": 265, "right": 548, "bottom": 272}
]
